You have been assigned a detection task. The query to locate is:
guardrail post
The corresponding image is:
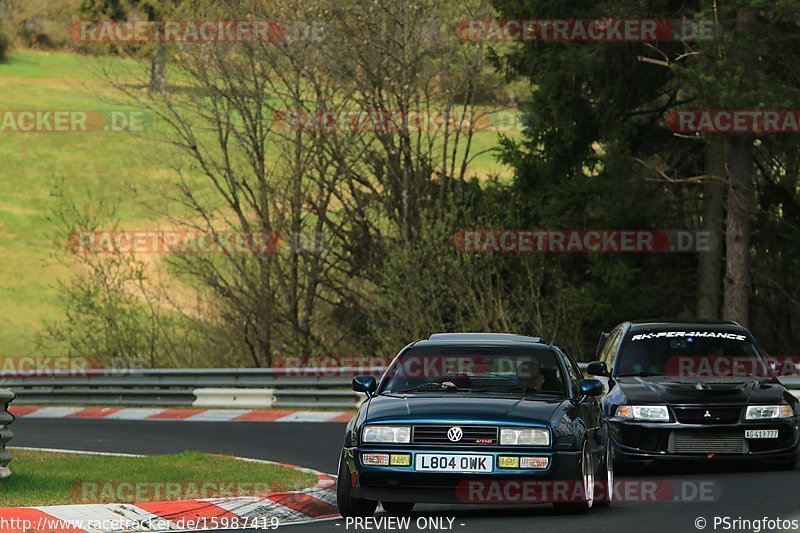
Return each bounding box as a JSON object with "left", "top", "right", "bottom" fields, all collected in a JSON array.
[{"left": 0, "top": 388, "right": 15, "bottom": 480}]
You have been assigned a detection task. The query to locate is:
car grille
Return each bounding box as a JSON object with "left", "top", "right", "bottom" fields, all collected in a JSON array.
[
  {"left": 672, "top": 407, "right": 742, "bottom": 425},
  {"left": 412, "top": 425, "right": 499, "bottom": 445},
  {"left": 670, "top": 431, "right": 747, "bottom": 454}
]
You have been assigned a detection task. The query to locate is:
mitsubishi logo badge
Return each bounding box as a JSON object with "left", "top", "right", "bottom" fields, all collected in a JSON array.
[
  {"left": 704, "top": 410, "right": 712, "bottom": 418},
  {"left": 447, "top": 426, "right": 463, "bottom": 442}
]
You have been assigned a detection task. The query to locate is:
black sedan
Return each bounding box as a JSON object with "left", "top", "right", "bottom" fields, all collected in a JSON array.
[
  {"left": 588, "top": 320, "right": 800, "bottom": 468},
  {"left": 337, "top": 333, "right": 612, "bottom": 516}
]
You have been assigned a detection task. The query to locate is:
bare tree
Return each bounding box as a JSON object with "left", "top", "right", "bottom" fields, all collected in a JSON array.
[
  {"left": 41, "top": 180, "right": 210, "bottom": 368},
  {"left": 60, "top": 0, "right": 497, "bottom": 364}
]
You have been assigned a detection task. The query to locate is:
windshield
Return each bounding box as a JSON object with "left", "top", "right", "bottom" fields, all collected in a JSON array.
[
  {"left": 379, "top": 346, "right": 567, "bottom": 396},
  {"left": 617, "top": 330, "right": 769, "bottom": 378}
]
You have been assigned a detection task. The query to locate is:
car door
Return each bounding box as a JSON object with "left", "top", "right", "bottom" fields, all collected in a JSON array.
[{"left": 562, "top": 349, "right": 604, "bottom": 459}]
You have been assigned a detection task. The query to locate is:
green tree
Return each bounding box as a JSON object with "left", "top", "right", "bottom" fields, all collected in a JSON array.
[
  {"left": 491, "top": 0, "right": 800, "bottom": 352},
  {"left": 0, "top": 11, "right": 9, "bottom": 61}
]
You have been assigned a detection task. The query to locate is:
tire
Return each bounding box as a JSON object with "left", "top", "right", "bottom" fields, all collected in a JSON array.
[
  {"left": 381, "top": 501, "right": 415, "bottom": 514},
  {"left": 594, "top": 442, "right": 614, "bottom": 507},
  {"left": 337, "top": 453, "right": 378, "bottom": 517},
  {"left": 553, "top": 441, "right": 595, "bottom": 514}
]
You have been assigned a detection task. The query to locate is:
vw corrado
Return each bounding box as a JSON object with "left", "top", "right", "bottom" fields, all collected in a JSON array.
[
  {"left": 588, "top": 320, "right": 800, "bottom": 468},
  {"left": 337, "top": 333, "right": 612, "bottom": 516}
]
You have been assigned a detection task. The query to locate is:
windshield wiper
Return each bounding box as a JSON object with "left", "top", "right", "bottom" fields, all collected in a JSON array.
[
  {"left": 393, "top": 382, "right": 465, "bottom": 393},
  {"left": 469, "top": 385, "right": 561, "bottom": 395},
  {"left": 617, "top": 372, "right": 668, "bottom": 377}
]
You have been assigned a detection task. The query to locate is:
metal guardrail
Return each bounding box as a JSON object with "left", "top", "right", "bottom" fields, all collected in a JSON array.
[
  {"left": 0, "top": 388, "right": 15, "bottom": 479},
  {"left": 0, "top": 365, "right": 797, "bottom": 409},
  {"left": 0, "top": 368, "right": 385, "bottom": 409}
]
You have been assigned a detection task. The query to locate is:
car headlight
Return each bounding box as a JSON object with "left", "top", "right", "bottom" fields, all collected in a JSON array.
[
  {"left": 615, "top": 405, "right": 670, "bottom": 422},
  {"left": 500, "top": 427, "right": 550, "bottom": 446},
  {"left": 362, "top": 425, "right": 411, "bottom": 443},
  {"left": 745, "top": 404, "right": 793, "bottom": 420}
]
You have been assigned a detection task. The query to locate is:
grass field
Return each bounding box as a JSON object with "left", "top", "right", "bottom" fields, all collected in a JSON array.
[
  {"left": 0, "top": 49, "right": 514, "bottom": 357},
  {"left": 0, "top": 51, "right": 159, "bottom": 355},
  {"left": 0, "top": 449, "right": 316, "bottom": 506}
]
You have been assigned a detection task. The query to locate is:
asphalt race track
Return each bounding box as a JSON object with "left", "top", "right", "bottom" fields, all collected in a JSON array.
[
  {"left": 12, "top": 418, "right": 344, "bottom": 472},
  {"left": 11, "top": 418, "right": 800, "bottom": 533}
]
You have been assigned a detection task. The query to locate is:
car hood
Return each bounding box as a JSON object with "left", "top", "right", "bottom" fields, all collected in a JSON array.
[
  {"left": 365, "top": 394, "right": 564, "bottom": 425},
  {"left": 616, "top": 376, "right": 785, "bottom": 405}
]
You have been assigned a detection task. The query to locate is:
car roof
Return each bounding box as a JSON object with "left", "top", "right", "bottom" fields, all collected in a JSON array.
[
  {"left": 626, "top": 319, "right": 747, "bottom": 332},
  {"left": 414, "top": 332, "right": 549, "bottom": 348}
]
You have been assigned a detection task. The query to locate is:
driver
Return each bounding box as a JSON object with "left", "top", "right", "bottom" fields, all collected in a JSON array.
[{"left": 516, "top": 359, "right": 545, "bottom": 390}]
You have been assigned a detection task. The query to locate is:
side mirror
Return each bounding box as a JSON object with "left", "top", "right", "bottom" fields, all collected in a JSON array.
[
  {"left": 586, "top": 361, "right": 610, "bottom": 377},
  {"left": 352, "top": 376, "right": 377, "bottom": 395},
  {"left": 595, "top": 332, "right": 610, "bottom": 358},
  {"left": 579, "top": 379, "right": 604, "bottom": 397}
]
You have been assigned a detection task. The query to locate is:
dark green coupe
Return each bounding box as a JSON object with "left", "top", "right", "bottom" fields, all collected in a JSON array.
[{"left": 337, "top": 333, "right": 612, "bottom": 516}]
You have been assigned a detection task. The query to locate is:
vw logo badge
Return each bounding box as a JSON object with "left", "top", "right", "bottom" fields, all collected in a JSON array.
[{"left": 447, "top": 426, "right": 463, "bottom": 442}]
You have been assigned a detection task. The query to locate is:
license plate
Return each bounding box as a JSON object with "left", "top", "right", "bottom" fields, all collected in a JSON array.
[
  {"left": 415, "top": 454, "right": 493, "bottom": 473},
  {"left": 745, "top": 429, "right": 778, "bottom": 439}
]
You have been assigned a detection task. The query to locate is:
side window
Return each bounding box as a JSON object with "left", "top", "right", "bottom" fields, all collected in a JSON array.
[
  {"left": 599, "top": 329, "right": 617, "bottom": 362},
  {"left": 602, "top": 329, "right": 624, "bottom": 371},
  {"left": 562, "top": 353, "right": 582, "bottom": 394}
]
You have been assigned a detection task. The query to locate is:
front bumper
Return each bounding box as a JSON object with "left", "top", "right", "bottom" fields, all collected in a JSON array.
[
  {"left": 610, "top": 417, "right": 800, "bottom": 462},
  {"left": 344, "top": 447, "right": 582, "bottom": 504}
]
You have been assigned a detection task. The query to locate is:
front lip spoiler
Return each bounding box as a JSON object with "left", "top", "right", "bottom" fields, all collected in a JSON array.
[
  {"left": 610, "top": 436, "right": 800, "bottom": 461},
  {"left": 352, "top": 485, "right": 577, "bottom": 505}
]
